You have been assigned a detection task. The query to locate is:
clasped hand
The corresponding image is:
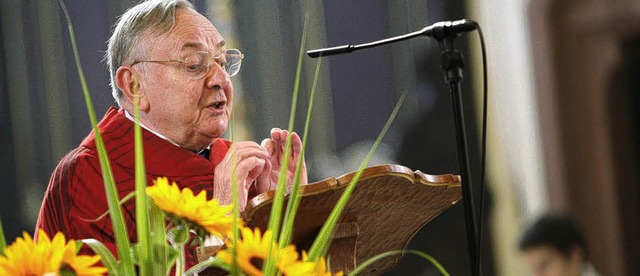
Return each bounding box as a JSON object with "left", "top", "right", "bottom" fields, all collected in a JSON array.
[{"left": 213, "top": 128, "right": 308, "bottom": 210}]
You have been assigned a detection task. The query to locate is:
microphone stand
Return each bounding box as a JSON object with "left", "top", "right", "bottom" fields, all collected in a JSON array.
[
  {"left": 307, "top": 20, "right": 480, "bottom": 276},
  {"left": 436, "top": 34, "right": 480, "bottom": 276}
]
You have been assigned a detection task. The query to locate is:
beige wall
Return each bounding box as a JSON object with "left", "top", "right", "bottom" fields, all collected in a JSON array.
[{"left": 467, "top": 0, "right": 547, "bottom": 275}]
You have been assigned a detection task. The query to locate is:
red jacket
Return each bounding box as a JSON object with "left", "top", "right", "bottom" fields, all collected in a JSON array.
[{"left": 36, "top": 107, "right": 232, "bottom": 269}]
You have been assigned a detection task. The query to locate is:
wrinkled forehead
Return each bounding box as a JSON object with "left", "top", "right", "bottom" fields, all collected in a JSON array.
[{"left": 148, "top": 8, "right": 226, "bottom": 56}]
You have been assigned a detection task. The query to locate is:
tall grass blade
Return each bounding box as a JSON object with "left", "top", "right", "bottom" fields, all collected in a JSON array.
[
  {"left": 228, "top": 122, "right": 239, "bottom": 275},
  {"left": 265, "top": 20, "right": 307, "bottom": 237},
  {"left": 149, "top": 202, "right": 171, "bottom": 275},
  {"left": 347, "top": 249, "right": 449, "bottom": 276},
  {"left": 280, "top": 58, "right": 322, "bottom": 246},
  {"left": 307, "top": 92, "right": 407, "bottom": 260},
  {"left": 0, "top": 217, "right": 6, "bottom": 255},
  {"left": 58, "top": 1, "right": 134, "bottom": 274},
  {"left": 263, "top": 15, "right": 309, "bottom": 276},
  {"left": 231, "top": 159, "right": 239, "bottom": 276},
  {"left": 132, "top": 83, "right": 152, "bottom": 274},
  {"left": 82, "top": 239, "right": 120, "bottom": 276}
]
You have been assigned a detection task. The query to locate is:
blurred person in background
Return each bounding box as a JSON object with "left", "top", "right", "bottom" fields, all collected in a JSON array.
[{"left": 519, "top": 213, "right": 600, "bottom": 276}]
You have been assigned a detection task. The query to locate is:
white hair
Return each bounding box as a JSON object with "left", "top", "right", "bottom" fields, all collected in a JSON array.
[{"left": 106, "top": 0, "right": 195, "bottom": 105}]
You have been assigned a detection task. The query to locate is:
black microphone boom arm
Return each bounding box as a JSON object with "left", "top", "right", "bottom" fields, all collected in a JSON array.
[{"left": 306, "top": 19, "right": 476, "bottom": 58}]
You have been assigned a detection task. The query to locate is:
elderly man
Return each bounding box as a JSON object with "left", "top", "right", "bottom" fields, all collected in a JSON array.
[{"left": 36, "top": 0, "right": 306, "bottom": 268}]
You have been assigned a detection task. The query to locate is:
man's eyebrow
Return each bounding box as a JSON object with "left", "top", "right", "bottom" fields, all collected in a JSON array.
[
  {"left": 181, "top": 42, "right": 202, "bottom": 51},
  {"left": 181, "top": 40, "right": 226, "bottom": 51}
]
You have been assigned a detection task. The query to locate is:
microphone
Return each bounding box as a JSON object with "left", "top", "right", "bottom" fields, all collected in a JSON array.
[
  {"left": 421, "top": 19, "right": 477, "bottom": 40},
  {"left": 307, "top": 19, "right": 477, "bottom": 58}
]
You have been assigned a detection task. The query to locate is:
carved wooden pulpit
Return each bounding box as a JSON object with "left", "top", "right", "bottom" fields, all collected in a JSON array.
[{"left": 243, "top": 164, "right": 461, "bottom": 274}]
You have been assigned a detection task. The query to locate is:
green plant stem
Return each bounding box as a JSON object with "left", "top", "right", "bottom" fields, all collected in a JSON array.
[
  {"left": 176, "top": 243, "right": 185, "bottom": 276},
  {"left": 228, "top": 120, "right": 239, "bottom": 275},
  {"left": 81, "top": 239, "right": 119, "bottom": 274},
  {"left": 231, "top": 154, "right": 240, "bottom": 276},
  {"left": 307, "top": 92, "right": 407, "bottom": 260},
  {"left": 347, "top": 250, "right": 449, "bottom": 276},
  {"left": 264, "top": 15, "right": 309, "bottom": 276},
  {"left": 0, "top": 217, "right": 6, "bottom": 255},
  {"left": 280, "top": 58, "right": 322, "bottom": 246},
  {"left": 133, "top": 83, "right": 152, "bottom": 275},
  {"left": 149, "top": 203, "right": 171, "bottom": 275},
  {"left": 58, "top": 1, "right": 134, "bottom": 274}
]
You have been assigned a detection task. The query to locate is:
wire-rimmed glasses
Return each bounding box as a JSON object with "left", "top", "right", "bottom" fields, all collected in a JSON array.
[{"left": 131, "top": 49, "right": 244, "bottom": 79}]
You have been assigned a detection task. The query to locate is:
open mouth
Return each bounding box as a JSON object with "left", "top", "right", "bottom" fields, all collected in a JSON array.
[{"left": 206, "top": 100, "right": 227, "bottom": 115}]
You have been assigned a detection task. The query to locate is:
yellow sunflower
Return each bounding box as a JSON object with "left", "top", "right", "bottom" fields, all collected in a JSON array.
[
  {"left": 280, "top": 252, "right": 343, "bottom": 276},
  {"left": 146, "top": 176, "right": 240, "bottom": 238},
  {"left": 0, "top": 229, "right": 107, "bottom": 276},
  {"left": 216, "top": 227, "right": 299, "bottom": 276},
  {"left": 62, "top": 245, "right": 108, "bottom": 275},
  {"left": 280, "top": 258, "right": 316, "bottom": 276},
  {"left": 276, "top": 244, "right": 307, "bottom": 273},
  {"left": 311, "top": 255, "right": 344, "bottom": 276}
]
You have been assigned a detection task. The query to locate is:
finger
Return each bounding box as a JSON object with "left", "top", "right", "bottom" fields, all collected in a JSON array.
[
  {"left": 255, "top": 160, "right": 274, "bottom": 193},
  {"left": 271, "top": 128, "right": 291, "bottom": 142},
  {"left": 231, "top": 141, "right": 269, "bottom": 154},
  {"left": 237, "top": 156, "right": 268, "bottom": 181},
  {"left": 260, "top": 138, "right": 276, "bottom": 156},
  {"left": 290, "top": 132, "right": 302, "bottom": 154},
  {"left": 270, "top": 128, "right": 282, "bottom": 141},
  {"left": 265, "top": 133, "right": 287, "bottom": 162},
  {"left": 229, "top": 142, "right": 270, "bottom": 162},
  {"left": 263, "top": 138, "right": 282, "bottom": 165}
]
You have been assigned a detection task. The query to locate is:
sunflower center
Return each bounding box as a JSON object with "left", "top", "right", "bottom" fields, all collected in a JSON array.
[{"left": 250, "top": 256, "right": 264, "bottom": 270}]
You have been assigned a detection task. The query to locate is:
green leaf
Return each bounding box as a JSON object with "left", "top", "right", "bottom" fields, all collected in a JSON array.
[
  {"left": 169, "top": 225, "right": 190, "bottom": 246},
  {"left": 75, "top": 240, "right": 84, "bottom": 254},
  {"left": 280, "top": 58, "right": 322, "bottom": 246},
  {"left": 58, "top": 1, "right": 135, "bottom": 274},
  {"left": 264, "top": 16, "right": 310, "bottom": 276},
  {"left": 132, "top": 80, "right": 153, "bottom": 275},
  {"left": 82, "top": 238, "right": 120, "bottom": 276},
  {"left": 347, "top": 250, "right": 449, "bottom": 276},
  {"left": 83, "top": 192, "right": 135, "bottom": 223},
  {"left": 307, "top": 92, "right": 407, "bottom": 260},
  {"left": 160, "top": 244, "right": 180, "bottom": 276},
  {"left": 0, "top": 216, "right": 6, "bottom": 255},
  {"left": 229, "top": 125, "right": 240, "bottom": 275},
  {"left": 149, "top": 201, "right": 170, "bottom": 274}
]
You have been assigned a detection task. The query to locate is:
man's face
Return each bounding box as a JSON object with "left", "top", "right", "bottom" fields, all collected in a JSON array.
[
  {"left": 136, "top": 8, "right": 233, "bottom": 151},
  {"left": 523, "top": 245, "right": 582, "bottom": 276}
]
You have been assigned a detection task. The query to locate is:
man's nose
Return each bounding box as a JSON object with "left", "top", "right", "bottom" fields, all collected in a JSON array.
[{"left": 204, "top": 63, "right": 231, "bottom": 88}]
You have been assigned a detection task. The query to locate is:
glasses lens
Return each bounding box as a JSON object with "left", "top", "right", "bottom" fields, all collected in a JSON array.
[
  {"left": 184, "top": 52, "right": 210, "bottom": 79},
  {"left": 225, "top": 49, "right": 243, "bottom": 77},
  {"left": 185, "top": 50, "right": 242, "bottom": 79}
]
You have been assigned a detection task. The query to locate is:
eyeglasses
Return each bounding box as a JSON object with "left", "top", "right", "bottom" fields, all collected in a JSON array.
[{"left": 131, "top": 49, "right": 244, "bottom": 79}]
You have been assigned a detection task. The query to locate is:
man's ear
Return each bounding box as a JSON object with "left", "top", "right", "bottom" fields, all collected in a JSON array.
[{"left": 115, "top": 66, "right": 150, "bottom": 111}]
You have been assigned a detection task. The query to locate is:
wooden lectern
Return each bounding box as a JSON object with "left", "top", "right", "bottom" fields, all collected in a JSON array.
[
  {"left": 247, "top": 164, "right": 461, "bottom": 274},
  {"left": 197, "top": 164, "right": 461, "bottom": 275}
]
